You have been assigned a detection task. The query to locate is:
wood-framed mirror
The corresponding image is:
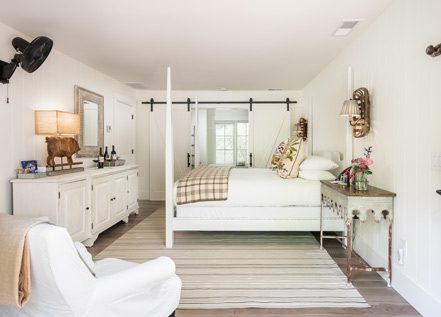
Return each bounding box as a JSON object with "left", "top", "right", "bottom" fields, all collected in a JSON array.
[{"left": 74, "top": 85, "right": 104, "bottom": 157}]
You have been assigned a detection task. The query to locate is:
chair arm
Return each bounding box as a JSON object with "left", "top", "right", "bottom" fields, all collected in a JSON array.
[{"left": 94, "top": 256, "right": 176, "bottom": 303}]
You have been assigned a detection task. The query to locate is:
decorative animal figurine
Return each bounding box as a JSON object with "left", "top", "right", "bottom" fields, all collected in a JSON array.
[{"left": 46, "top": 136, "right": 80, "bottom": 168}]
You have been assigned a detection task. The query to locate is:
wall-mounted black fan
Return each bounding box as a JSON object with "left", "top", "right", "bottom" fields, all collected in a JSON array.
[{"left": 0, "top": 36, "right": 53, "bottom": 84}]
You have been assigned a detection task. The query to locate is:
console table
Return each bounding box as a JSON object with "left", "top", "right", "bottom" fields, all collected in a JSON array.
[{"left": 320, "top": 181, "right": 396, "bottom": 286}]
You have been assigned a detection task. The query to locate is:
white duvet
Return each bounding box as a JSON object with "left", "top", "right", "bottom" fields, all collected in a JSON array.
[{"left": 175, "top": 168, "right": 321, "bottom": 207}]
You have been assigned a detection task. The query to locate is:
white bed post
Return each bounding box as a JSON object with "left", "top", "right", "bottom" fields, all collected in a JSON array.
[{"left": 165, "top": 67, "right": 174, "bottom": 248}]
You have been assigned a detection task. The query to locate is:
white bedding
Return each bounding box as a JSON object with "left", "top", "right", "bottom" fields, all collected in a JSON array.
[{"left": 174, "top": 168, "right": 321, "bottom": 207}]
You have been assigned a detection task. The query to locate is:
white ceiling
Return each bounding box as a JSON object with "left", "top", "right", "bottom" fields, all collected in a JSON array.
[{"left": 0, "top": 0, "right": 393, "bottom": 90}]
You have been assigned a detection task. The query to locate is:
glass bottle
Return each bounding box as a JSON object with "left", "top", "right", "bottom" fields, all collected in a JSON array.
[
  {"left": 98, "top": 147, "right": 104, "bottom": 168},
  {"left": 111, "top": 145, "right": 117, "bottom": 161},
  {"left": 104, "top": 146, "right": 110, "bottom": 161}
]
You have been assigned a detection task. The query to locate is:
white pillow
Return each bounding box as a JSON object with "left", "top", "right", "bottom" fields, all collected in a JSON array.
[
  {"left": 74, "top": 241, "right": 95, "bottom": 276},
  {"left": 299, "top": 170, "right": 336, "bottom": 181},
  {"left": 300, "top": 156, "right": 338, "bottom": 171}
]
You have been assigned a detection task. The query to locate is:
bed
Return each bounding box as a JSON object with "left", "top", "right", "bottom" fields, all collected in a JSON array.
[
  {"left": 169, "top": 168, "right": 344, "bottom": 247},
  {"left": 163, "top": 67, "right": 343, "bottom": 247}
]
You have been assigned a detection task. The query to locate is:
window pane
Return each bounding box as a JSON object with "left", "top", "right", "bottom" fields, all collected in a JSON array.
[
  {"left": 216, "top": 137, "right": 224, "bottom": 149},
  {"left": 237, "top": 150, "right": 247, "bottom": 164},
  {"left": 225, "top": 123, "right": 234, "bottom": 136},
  {"left": 216, "top": 124, "right": 224, "bottom": 136},
  {"left": 225, "top": 150, "right": 234, "bottom": 164},
  {"left": 216, "top": 151, "right": 225, "bottom": 164},
  {"left": 224, "top": 137, "right": 234, "bottom": 149},
  {"left": 237, "top": 136, "right": 247, "bottom": 149},
  {"left": 237, "top": 122, "right": 248, "bottom": 135}
]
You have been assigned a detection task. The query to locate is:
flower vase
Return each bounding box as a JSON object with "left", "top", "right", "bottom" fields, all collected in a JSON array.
[{"left": 354, "top": 172, "right": 368, "bottom": 191}]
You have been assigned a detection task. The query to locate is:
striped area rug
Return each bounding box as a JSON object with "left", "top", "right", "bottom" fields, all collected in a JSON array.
[{"left": 95, "top": 209, "right": 369, "bottom": 309}]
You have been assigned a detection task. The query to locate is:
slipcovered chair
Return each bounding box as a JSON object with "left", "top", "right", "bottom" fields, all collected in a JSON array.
[{"left": 0, "top": 224, "right": 181, "bottom": 317}]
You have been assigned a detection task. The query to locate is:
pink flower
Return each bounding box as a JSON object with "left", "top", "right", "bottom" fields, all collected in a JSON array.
[{"left": 365, "top": 158, "right": 373, "bottom": 165}]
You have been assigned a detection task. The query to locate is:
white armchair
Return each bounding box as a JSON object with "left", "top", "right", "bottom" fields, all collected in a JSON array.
[{"left": 0, "top": 224, "right": 181, "bottom": 317}]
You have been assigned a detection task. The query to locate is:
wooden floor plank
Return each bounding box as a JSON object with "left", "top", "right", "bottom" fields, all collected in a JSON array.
[{"left": 89, "top": 201, "right": 421, "bottom": 317}]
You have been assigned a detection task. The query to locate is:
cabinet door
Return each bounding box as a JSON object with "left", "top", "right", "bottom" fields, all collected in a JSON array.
[
  {"left": 59, "top": 181, "right": 88, "bottom": 242},
  {"left": 127, "top": 170, "right": 138, "bottom": 211},
  {"left": 91, "top": 176, "right": 112, "bottom": 234},
  {"left": 111, "top": 174, "right": 128, "bottom": 220},
  {"left": 249, "top": 104, "right": 291, "bottom": 168}
]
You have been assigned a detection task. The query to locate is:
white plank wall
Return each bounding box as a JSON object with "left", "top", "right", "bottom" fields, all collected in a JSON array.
[
  {"left": 303, "top": 0, "right": 441, "bottom": 315},
  {"left": 0, "top": 21, "right": 136, "bottom": 213}
]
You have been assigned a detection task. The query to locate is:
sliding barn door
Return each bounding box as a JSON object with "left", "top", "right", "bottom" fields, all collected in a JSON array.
[
  {"left": 149, "top": 105, "right": 191, "bottom": 200},
  {"left": 149, "top": 105, "right": 166, "bottom": 200},
  {"left": 249, "top": 104, "right": 291, "bottom": 168},
  {"left": 173, "top": 106, "right": 192, "bottom": 180}
]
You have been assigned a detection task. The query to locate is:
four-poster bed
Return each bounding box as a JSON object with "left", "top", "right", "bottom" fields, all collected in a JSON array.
[{"left": 163, "top": 68, "right": 343, "bottom": 248}]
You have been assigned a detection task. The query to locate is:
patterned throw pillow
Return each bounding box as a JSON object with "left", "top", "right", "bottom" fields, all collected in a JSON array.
[
  {"left": 271, "top": 138, "right": 290, "bottom": 169},
  {"left": 277, "top": 137, "right": 306, "bottom": 178}
]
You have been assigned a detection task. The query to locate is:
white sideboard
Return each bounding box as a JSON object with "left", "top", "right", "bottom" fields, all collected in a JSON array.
[{"left": 11, "top": 165, "right": 139, "bottom": 246}]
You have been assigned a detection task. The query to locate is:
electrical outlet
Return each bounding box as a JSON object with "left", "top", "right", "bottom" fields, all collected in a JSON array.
[{"left": 397, "top": 239, "right": 407, "bottom": 265}]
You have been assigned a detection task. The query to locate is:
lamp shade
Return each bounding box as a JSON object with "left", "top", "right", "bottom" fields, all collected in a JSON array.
[
  {"left": 340, "top": 99, "right": 360, "bottom": 117},
  {"left": 35, "top": 110, "right": 80, "bottom": 135}
]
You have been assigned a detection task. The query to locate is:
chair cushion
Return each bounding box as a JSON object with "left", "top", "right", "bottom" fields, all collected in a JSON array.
[
  {"left": 94, "top": 258, "right": 138, "bottom": 278},
  {"left": 74, "top": 242, "right": 95, "bottom": 276}
]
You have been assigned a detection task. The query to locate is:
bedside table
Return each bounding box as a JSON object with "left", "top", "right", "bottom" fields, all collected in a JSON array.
[{"left": 320, "top": 181, "right": 396, "bottom": 286}]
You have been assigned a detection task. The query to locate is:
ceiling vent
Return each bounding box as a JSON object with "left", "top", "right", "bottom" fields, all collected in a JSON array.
[
  {"left": 333, "top": 20, "right": 359, "bottom": 37},
  {"left": 125, "top": 82, "right": 148, "bottom": 90}
]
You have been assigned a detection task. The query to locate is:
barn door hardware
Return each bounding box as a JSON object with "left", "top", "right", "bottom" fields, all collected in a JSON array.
[
  {"left": 150, "top": 98, "right": 154, "bottom": 112},
  {"left": 249, "top": 153, "right": 253, "bottom": 167},
  {"left": 286, "top": 98, "right": 290, "bottom": 111},
  {"left": 187, "top": 98, "right": 191, "bottom": 112},
  {"left": 249, "top": 98, "right": 253, "bottom": 112},
  {"left": 142, "top": 98, "right": 297, "bottom": 107},
  {"left": 187, "top": 153, "right": 191, "bottom": 168}
]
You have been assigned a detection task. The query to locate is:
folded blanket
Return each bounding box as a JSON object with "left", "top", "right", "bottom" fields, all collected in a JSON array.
[
  {"left": 176, "top": 166, "right": 232, "bottom": 205},
  {"left": 0, "top": 214, "right": 48, "bottom": 308}
]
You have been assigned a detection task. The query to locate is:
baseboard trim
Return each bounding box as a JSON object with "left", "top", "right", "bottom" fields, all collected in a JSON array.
[
  {"left": 138, "top": 190, "right": 150, "bottom": 200},
  {"left": 392, "top": 267, "right": 441, "bottom": 317},
  {"left": 353, "top": 236, "right": 441, "bottom": 317}
]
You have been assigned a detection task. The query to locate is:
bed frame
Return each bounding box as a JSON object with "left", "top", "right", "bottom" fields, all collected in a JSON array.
[{"left": 164, "top": 68, "right": 342, "bottom": 248}]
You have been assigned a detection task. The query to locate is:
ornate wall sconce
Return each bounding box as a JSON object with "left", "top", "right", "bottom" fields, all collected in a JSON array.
[
  {"left": 340, "top": 87, "right": 370, "bottom": 138},
  {"left": 295, "top": 117, "right": 308, "bottom": 141},
  {"left": 426, "top": 43, "right": 441, "bottom": 57}
]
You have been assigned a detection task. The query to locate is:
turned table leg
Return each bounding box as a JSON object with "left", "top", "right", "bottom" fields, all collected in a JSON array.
[
  {"left": 346, "top": 217, "right": 353, "bottom": 284},
  {"left": 320, "top": 199, "right": 324, "bottom": 250},
  {"left": 388, "top": 221, "right": 393, "bottom": 287}
]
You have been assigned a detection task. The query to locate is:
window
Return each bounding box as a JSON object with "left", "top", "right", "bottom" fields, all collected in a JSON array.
[
  {"left": 236, "top": 122, "right": 248, "bottom": 165},
  {"left": 215, "top": 121, "right": 248, "bottom": 165}
]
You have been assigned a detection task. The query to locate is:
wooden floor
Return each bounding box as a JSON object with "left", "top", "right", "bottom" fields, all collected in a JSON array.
[{"left": 89, "top": 201, "right": 421, "bottom": 317}]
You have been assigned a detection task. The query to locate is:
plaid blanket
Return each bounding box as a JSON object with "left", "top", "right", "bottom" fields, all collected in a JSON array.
[{"left": 176, "top": 166, "right": 232, "bottom": 205}]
